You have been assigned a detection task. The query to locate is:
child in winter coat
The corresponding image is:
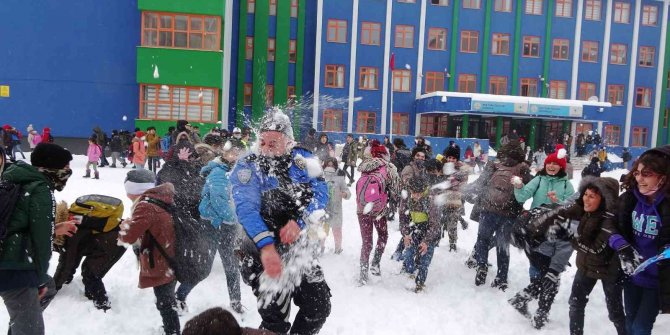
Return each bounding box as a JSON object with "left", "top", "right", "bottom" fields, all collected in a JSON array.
[
  {"left": 322, "top": 157, "right": 351, "bottom": 254},
  {"left": 30, "top": 130, "right": 42, "bottom": 149},
  {"left": 109, "top": 130, "right": 127, "bottom": 168},
  {"left": 85, "top": 137, "right": 102, "bottom": 179},
  {"left": 401, "top": 177, "right": 442, "bottom": 293},
  {"left": 146, "top": 127, "right": 162, "bottom": 172},
  {"left": 439, "top": 147, "right": 470, "bottom": 252},
  {"left": 132, "top": 131, "right": 147, "bottom": 169}
]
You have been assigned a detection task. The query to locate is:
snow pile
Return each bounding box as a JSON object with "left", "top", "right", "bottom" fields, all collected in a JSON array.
[{"left": 607, "top": 152, "right": 623, "bottom": 163}]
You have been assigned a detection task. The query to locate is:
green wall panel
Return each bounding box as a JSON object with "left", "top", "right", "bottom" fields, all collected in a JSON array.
[
  {"left": 134, "top": 119, "right": 218, "bottom": 137},
  {"left": 137, "top": 47, "right": 223, "bottom": 88},
  {"left": 252, "top": 0, "right": 270, "bottom": 122},
  {"left": 274, "top": 0, "right": 291, "bottom": 105},
  {"left": 236, "top": 0, "right": 249, "bottom": 127},
  {"left": 138, "top": 0, "right": 224, "bottom": 16},
  {"left": 448, "top": 0, "right": 461, "bottom": 91}
]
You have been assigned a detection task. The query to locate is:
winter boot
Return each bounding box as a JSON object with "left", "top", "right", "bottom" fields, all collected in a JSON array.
[
  {"left": 531, "top": 312, "right": 548, "bottom": 330},
  {"left": 231, "top": 301, "right": 244, "bottom": 314},
  {"left": 358, "top": 264, "right": 369, "bottom": 286},
  {"left": 449, "top": 243, "right": 457, "bottom": 252},
  {"left": 94, "top": 171, "right": 99, "bottom": 179},
  {"left": 110, "top": 164, "right": 116, "bottom": 168},
  {"left": 83, "top": 169, "right": 91, "bottom": 178},
  {"left": 93, "top": 297, "right": 112, "bottom": 312},
  {"left": 508, "top": 293, "right": 532, "bottom": 319},
  {"left": 465, "top": 254, "right": 477, "bottom": 269},
  {"left": 175, "top": 299, "right": 188, "bottom": 316},
  {"left": 460, "top": 217, "right": 469, "bottom": 230},
  {"left": 491, "top": 277, "right": 508, "bottom": 291},
  {"left": 475, "top": 265, "right": 488, "bottom": 286},
  {"left": 414, "top": 283, "right": 425, "bottom": 293},
  {"left": 370, "top": 251, "right": 382, "bottom": 276},
  {"left": 121, "top": 162, "right": 127, "bottom": 168}
]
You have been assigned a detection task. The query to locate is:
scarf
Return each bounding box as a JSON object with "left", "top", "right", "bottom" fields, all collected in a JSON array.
[{"left": 37, "top": 167, "right": 72, "bottom": 191}]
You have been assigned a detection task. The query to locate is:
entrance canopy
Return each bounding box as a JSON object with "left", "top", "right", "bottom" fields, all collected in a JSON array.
[{"left": 416, "top": 92, "right": 612, "bottom": 121}]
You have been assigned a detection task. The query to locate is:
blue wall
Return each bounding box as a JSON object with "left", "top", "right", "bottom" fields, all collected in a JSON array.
[{"left": 0, "top": 0, "right": 140, "bottom": 138}]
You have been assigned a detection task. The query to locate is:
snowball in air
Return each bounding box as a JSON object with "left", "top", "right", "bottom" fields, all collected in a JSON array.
[{"left": 122, "top": 115, "right": 128, "bottom": 121}]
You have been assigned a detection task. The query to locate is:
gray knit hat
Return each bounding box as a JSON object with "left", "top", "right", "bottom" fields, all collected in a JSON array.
[
  {"left": 124, "top": 169, "right": 156, "bottom": 195},
  {"left": 260, "top": 109, "right": 294, "bottom": 140}
]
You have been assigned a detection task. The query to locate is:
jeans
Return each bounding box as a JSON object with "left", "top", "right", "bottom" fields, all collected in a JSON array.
[
  {"left": 0, "top": 286, "right": 44, "bottom": 335},
  {"left": 147, "top": 156, "right": 160, "bottom": 172},
  {"left": 216, "top": 224, "right": 241, "bottom": 303},
  {"left": 624, "top": 280, "right": 660, "bottom": 335},
  {"left": 343, "top": 164, "right": 355, "bottom": 184},
  {"left": 402, "top": 238, "right": 436, "bottom": 285},
  {"left": 474, "top": 211, "right": 514, "bottom": 282},
  {"left": 154, "top": 281, "right": 180, "bottom": 335},
  {"left": 110, "top": 152, "right": 126, "bottom": 166},
  {"left": 11, "top": 142, "right": 25, "bottom": 160},
  {"left": 358, "top": 214, "right": 388, "bottom": 269},
  {"left": 568, "top": 270, "right": 626, "bottom": 335}
]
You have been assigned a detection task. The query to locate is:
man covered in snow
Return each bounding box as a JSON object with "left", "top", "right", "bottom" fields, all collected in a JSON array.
[{"left": 230, "top": 110, "right": 331, "bottom": 334}]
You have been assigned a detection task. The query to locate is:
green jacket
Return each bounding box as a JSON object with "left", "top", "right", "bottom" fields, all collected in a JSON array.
[
  {"left": 0, "top": 161, "right": 55, "bottom": 283},
  {"left": 514, "top": 173, "right": 575, "bottom": 209}
]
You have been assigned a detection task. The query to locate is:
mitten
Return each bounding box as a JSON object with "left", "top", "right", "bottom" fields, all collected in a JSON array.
[{"left": 617, "top": 245, "right": 643, "bottom": 276}]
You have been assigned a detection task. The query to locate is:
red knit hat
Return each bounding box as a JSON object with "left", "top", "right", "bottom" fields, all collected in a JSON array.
[
  {"left": 544, "top": 144, "right": 567, "bottom": 170},
  {"left": 369, "top": 140, "right": 388, "bottom": 159},
  {"left": 136, "top": 131, "right": 145, "bottom": 138}
]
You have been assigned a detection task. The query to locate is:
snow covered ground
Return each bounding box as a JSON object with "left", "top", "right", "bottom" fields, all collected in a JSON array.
[{"left": 2, "top": 153, "right": 669, "bottom": 334}]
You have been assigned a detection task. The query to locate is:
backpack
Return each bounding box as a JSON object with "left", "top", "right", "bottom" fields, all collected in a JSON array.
[
  {"left": 356, "top": 165, "right": 389, "bottom": 216},
  {"left": 0, "top": 180, "right": 22, "bottom": 242},
  {"left": 144, "top": 198, "right": 217, "bottom": 284},
  {"left": 160, "top": 136, "right": 171, "bottom": 152},
  {"left": 393, "top": 148, "right": 411, "bottom": 173},
  {"left": 485, "top": 163, "right": 523, "bottom": 211},
  {"left": 68, "top": 195, "right": 124, "bottom": 233},
  {"left": 511, "top": 203, "right": 567, "bottom": 252}
]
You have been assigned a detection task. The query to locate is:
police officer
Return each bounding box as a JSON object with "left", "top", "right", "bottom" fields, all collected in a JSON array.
[{"left": 230, "top": 110, "right": 331, "bottom": 334}]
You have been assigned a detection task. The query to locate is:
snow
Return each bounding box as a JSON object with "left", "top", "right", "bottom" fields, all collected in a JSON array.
[
  {"left": 2, "top": 154, "right": 669, "bottom": 335},
  {"left": 153, "top": 66, "right": 159, "bottom": 79},
  {"left": 607, "top": 152, "right": 623, "bottom": 163}
]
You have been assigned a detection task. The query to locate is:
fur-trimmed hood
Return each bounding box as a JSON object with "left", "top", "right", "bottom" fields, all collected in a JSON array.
[{"left": 576, "top": 176, "right": 620, "bottom": 213}]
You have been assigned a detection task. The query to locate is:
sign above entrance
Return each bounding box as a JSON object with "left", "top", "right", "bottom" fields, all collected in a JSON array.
[
  {"left": 529, "top": 104, "right": 583, "bottom": 118},
  {"left": 471, "top": 99, "right": 583, "bottom": 118},
  {"left": 472, "top": 100, "right": 528, "bottom": 114}
]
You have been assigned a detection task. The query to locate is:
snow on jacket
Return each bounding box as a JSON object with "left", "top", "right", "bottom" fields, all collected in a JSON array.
[
  {"left": 468, "top": 159, "right": 532, "bottom": 217},
  {"left": 401, "top": 194, "right": 442, "bottom": 246},
  {"left": 514, "top": 172, "right": 575, "bottom": 209},
  {"left": 357, "top": 157, "right": 401, "bottom": 216},
  {"left": 341, "top": 142, "right": 358, "bottom": 166},
  {"left": 401, "top": 161, "right": 425, "bottom": 185},
  {"left": 87, "top": 143, "right": 102, "bottom": 163},
  {"left": 199, "top": 159, "right": 237, "bottom": 228},
  {"left": 230, "top": 148, "right": 329, "bottom": 250},
  {"left": 132, "top": 137, "right": 146, "bottom": 165},
  {"left": 0, "top": 161, "right": 56, "bottom": 285},
  {"left": 118, "top": 183, "right": 177, "bottom": 288},
  {"left": 157, "top": 156, "right": 205, "bottom": 221},
  {"left": 145, "top": 133, "right": 161, "bottom": 157},
  {"left": 323, "top": 166, "right": 350, "bottom": 227}
]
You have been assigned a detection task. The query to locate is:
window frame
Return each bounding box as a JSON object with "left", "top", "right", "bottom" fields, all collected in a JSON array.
[
  {"left": 610, "top": 43, "right": 628, "bottom": 65},
  {"left": 356, "top": 111, "right": 377, "bottom": 134},
  {"left": 494, "top": 0, "right": 512, "bottom": 12},
  {"left": 359, "top": 66, "right": 380, "bottom": 90},
  {"left": 614, "top": 1, "right": 631, "bottom": 24},
  {"left": 555, "top": 0, "right": 573, "bottom": 17},
  {"left": 245, "top": 36, "right": 254, "bottom": 60},
  {"left": 393, "top": 69, "right": 412, "bottom": 92},
  {"left": 522, "top": 35, "right": 541, "bottom": 57},
  {"left": 265, "top": 85, "right": 274, "bottom": 107},
  {"left": 492, "top": 33, "right": 510, "bottom": 55},
  {"left": 248, "top": 0, "right": 255, "bottom": 13},
  {"left": 604, "top": 124, "right": 621, "bottom": 146},
  {"left": 140, "top": 84, "right": 218, "bottom": 123},
  {"left": 427, "top": 28, "right": 448, "bottom": 51},
  {"left": 424, "top": 71, "right": 445, "bottom": 93},
  {"left": 638, "top": 46, "right": 655, "bottom": 67},
  {"left": 290, "top": 0, "right": 299, "bottom": 18},
  {"left": 489, "top": 76, "right": 508, "bottom": 95},
  {"left": 392, "top": 113, "right": 411, "bottom": 135},
  {"left": 526, "top": 0, "right": 544, "bottom": 15},
  {"left": 458, "top": 74, "right": 477, "bottom": 93},
  {"left": 631, "top": 127, "right": 648, "bottom": 147},
  {"left": 552, "top": 38, "right": 570, "bottom": 61},
  {"left": 520, "top": 78, "right": 539, "bottom": 97},
  {"left": 323, "top": 109, "right": 344, "bottom": 132},
  {"left": 327, "top": 19, "right": 348, "bottom": 43},
  {"left": 269, "top": 0, "right": 277, "bottom": 16},
  {"left": 360, "top": 22, "right": 382, "bottom": 46},
  {"left": 578, "top": 82, "right": 596, "bottom": 101},
  {"left": 460, "top": 30, "right": 479, "bottom": 53},
  {"left": 325, "top": 64, "right": 346, "bottom": 88},
  {"left": 267, "top": 38, "right": 276, "bottom": 62},
  {"left": 430, "top": 0, "right": 449, "bottom": 6},
  {"left": 549, "top": 80, "right": 568, "bottom": 99},
  {"left": 243, "top": 83, "right": 252, "bottom": 106},
  {"left": 463, "top": 0, "right": 481, "bottom": 9},
  {"left": 607, "top": 84, "right": 625, "bottom": 105},
  {"left": 642, "top": 5, "right": 658, "bottom": 26},
  {"left": 584, "top": 0, "right": 602, "bottom": 20},
  {"left": 581, "top": 40, "right": 599, "bottom": 63},
  {"left": 635, "top": 87, "right": 652, "bottom": 108},
  {"left": 289, "top": 40, "right": 297, "bottom": 63},
  {"left": 395, "top": 25, "right": 415, "bottom": 48},
  {"left": 141, "top": 12, "right": 221, "bottom": 51}
]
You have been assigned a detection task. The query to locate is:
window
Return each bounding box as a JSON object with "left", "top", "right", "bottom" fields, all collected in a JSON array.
[
  {"left": 549, "top": 81, "right": 567, "bottom": 99},
  {"left": 431, "top": 0, "right": 449, "bottom": 6},
  {"left": 463, "top": 0, "right": 481, "bottom": 9},
  {"left": 632, "top": 127, "right": 648, "bottom": 147},
  {"left": 267, "top": 38, "right": 275, "bottom": 61},
  {"left": 425, "top": 71, "right": 445, "bottom": 93},
  {"left": 642, "top": 5, "right": 658, "bottom": 26},
  {"left": 639, "top": 46, "right": 655, "bottom": 67},
  {"left": 578, "top": 82, "right": 596, "bottom": 100},
  {"left": 245, "top": 37, "right": 254, "bottom": 60},
  {"left": 607, "top": 85, "right": 625, "bottom": 105},
  {"left": 140, "top": 84, "right": 218, "bottom": 122},
  {"left": 243, "top": 84, "right": 252, "bottom": 106},
  {"left": 614, "top": 2, "right": 630, "bottom": 23},
  {"left": 492, "top": 33, "right": 510, "bottom": 55},
  {"left": 581, "top": 41, "right": 599, "bottom": 62},
  {"left": 664, "top": 108, "right": 669, "bottom": 128},
  {"left": 359, "top": 67, "right": 379, "bottom": 90},
  {"left": 520, "top": 78, "right": 538, "bottom": 97},
  {"left": 289, "top": 40, "right": 297, "bottom": 63},
  {"left": 552, "top": 39, "right": 570, "bottom": 60},
  {"left": 428, "top": 28, "right": 447, "bottom": 50},
  {"left": 395, "top": 25, "right": 415, "bottom": 48},
  {"left": 393, "top": 69, "right": 411, "bottom": 92},
  {"left": 585, "top": 0, "right": 601, "bottom": 20},
  {"left": 142, "top": 12, "right": 220, "bottom": 50},
  {"left": 635, "top": 87, "right": 652, "bottom": 108},
  {"left": 325, "top": 65, "right": 345, "bottom": 88},
  {"left": 526, "top": 0, "right": 543, "bottom": 15},
  {"left": 420, "top": 114, "right": 449, "bottom": 137},
  {"left": 398, "top": 0, "right": 416, "bottom": 3},
  {"left": 248, "top": 0, "right": 255, "bottom": 13},
  {"left": 269, "top": 0, "right": 277, "bottom": 16},
  {"left": 265, "top": 85, "right": 274, "bottom": 106},
  {"left": 495, "top": 0, "right": 512, "bottom": 12},
  {"left": 323, "top": 109, "right": 344, "bottom": 132},
  {"left": 361, "top": 22, "right": 381, "bottom": 46},
  {"left": 489, "top": 76, "right": 507, "bottom": 95},
  {"left": 460, "top": 30, "right": 479, "bottom": 53},
  {"left": 357, "top": 111, "right": 377, "bottom": 133},
  {"left": 458, "top": 74, "right": 477, "bottom": 93},
  {"left": 610, "top": 43, "right": 627, "bottom": 64},
  {"left": 523, "top": 36, "right": 540, "bottom": 57},
  {"left": 287, "top": 86, "right": 296, "bottom": 99},
  {"left": 604, "top": 125, "right": 621, "bottom": 145},
  {"left": 393, "top": 113, "right": 410, "bottom": 135},
  {"left": 556, "top": 0, "right": 572, "bottom": 17},
  {"left": 291, "top": 0, "right": 299, "bottom": 18},
  {"left": 327, "top": 20, "right": 347, "bottom": 43}
]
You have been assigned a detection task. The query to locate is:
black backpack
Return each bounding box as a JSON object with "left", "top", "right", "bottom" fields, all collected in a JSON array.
[
  {"left": 144, "top": 197, "right": 217, "bottom": 284},
  {"left": 0, "top": 179, "right": 22, "bottom": 242}
]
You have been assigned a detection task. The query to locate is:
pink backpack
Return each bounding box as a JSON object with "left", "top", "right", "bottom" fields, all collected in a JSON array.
[{"left": 356, "top": 165, "right": 388, "bottom": 216}]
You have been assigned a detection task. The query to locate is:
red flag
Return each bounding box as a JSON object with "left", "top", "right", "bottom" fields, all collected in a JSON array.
[{"left": 389, "top": 53, "right": 395, "bottom": 71}]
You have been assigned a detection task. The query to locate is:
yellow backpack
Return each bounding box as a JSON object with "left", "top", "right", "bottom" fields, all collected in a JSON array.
[{"left": 69, "top": 195, "right": 124, "bottom": 234}]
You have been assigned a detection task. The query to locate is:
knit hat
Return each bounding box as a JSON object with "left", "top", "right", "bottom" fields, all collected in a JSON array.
[
  {"left": 260, "top": 109, "right": 294, "bottom": 140},
  {"left": 2, "top": 125, "right": 11, "bottom": 130},
  {"left": 232, "top": 127, "right": 242, "bottom": 134},
  {"left": 176, "top": 120, "right": 189, "bottom": 132},
  {"left": 544, "top": 144, "right": 568, "bottom": 171},
  {"left": 203, "top": 133, "right": 223, "bottom": 147},
  {"left": 124, "top": 169, "right": 156, "bottom": 195},
  {"left": 136, "top": 131, "right": 145, "bottom": 138},
  {"left": 31, "top": 143, "right": 73, "bottom": 169},
  {"left": 444, "top": 146, "right": 460, "bottom": 160}
]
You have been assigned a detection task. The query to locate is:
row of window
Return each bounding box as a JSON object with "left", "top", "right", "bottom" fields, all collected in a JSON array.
[
  {"left": 140, "top": 84, "right": 218, "bottom": 123},
  {"left": 395, "top": 0, "right": 658, "bottom": 25},
  {"left": 242, "top": 84, "right": 296, "bottom": 107},
  {"left": 246, "top": 0, "right": 300, "bottom": 18},
  {"left": 244, "top": 38, "right": 298, "bottom": 62},
  {"left": 328, "top": 22, "right": 657, "bottom": 66},
  {"left": 323, "top": 65, "right": 654, "bottom": 107}
]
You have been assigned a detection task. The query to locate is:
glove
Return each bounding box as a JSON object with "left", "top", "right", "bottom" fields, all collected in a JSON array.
[
  {"left": 618, "top": 245, "right": 643, "bottom": 276},
  {"left": 541, "top": 270, "right": 560, "bottom": 292}
]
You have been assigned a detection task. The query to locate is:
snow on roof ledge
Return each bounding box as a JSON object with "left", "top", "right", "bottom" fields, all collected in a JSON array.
[{"left": 420, "top": 91, "right": 613, "bottom": 108}]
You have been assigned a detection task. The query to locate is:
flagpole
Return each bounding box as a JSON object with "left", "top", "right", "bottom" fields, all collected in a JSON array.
[{"left": 389, "top": 71, "right": 394, "bottom": 142}]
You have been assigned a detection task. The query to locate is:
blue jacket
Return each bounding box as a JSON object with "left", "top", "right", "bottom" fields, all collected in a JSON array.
[
  {"left": 199, "top": 159, "right": 236, "bottom": 228},
  {"left": 230, "top": 148, "right": 329, "bottom": 250}
]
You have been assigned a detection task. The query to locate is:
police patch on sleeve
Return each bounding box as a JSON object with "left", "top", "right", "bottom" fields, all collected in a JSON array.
[
  {"left": 237, "top": 169, "right": 252, "bottom": 184},
  {"left": 294, "top": 156, "right": 306, "bottom": 170}
]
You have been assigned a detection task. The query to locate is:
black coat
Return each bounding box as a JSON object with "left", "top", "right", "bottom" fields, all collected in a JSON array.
[{"left": 156, "top": 159, "right": 205, "bottom": 220}]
